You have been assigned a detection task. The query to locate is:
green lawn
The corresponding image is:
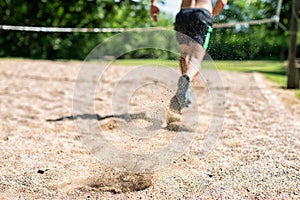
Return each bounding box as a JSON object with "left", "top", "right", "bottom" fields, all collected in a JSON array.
[
  {"left": 114, "top": 59, "right": 178, "bottom": 68},
  {"left": 115, "top": 59, "right": 287, "bottom": 87},
  {"left": 213, "top": 60, "right": 287, "bottom": 87},
  {"left": 296, "top": 90, "right": 300, "bottom": 99},
  {"left": 115, "top": 59, "right": 300, "bottom": 99},
  {"left": 114, "top": 59, "right": 300, "bottom": 99}
]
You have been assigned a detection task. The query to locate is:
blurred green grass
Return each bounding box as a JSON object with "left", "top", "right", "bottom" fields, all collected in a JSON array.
[
  {"left": 115, "top": 59, "right": 300, "bottom": 99},
  {"left": 114, "top": 59, "right": 178, "bottom": 67},
  {"left": 114, "top": 59, "right": 287, "bottom": 87},
  {"left": 296, "top": 90, "right": 300, "bottom": 99},
  {"left": 213, "top": 60, "right": 287, "bottom": 87}
]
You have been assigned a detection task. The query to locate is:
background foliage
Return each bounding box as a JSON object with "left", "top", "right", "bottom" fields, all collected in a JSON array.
[
  {"left": 210, "top": 0, "right": 297, "bottom": 60},
  {"left": 0, "top": 0, "right": 298, "bottom": 60}
]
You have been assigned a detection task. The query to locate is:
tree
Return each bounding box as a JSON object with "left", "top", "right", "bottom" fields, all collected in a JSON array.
[
  {"left": 210, "top": 0, "right": 294, "bottom": 60},
  {"left": 287, "top": 0, "right": 300, "bottom": 89},
  {"left": 0, "top": 0, "right": 152, "bottom": 59}
]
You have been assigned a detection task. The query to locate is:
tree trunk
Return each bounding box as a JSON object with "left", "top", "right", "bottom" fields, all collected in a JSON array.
[{"left": 287, "top": 0, "right": 300, "bottom": 89}]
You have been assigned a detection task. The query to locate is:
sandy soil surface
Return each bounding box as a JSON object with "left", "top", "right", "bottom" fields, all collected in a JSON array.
[{"left": 0, "top": 59, "right": 299, "bottom": 199}]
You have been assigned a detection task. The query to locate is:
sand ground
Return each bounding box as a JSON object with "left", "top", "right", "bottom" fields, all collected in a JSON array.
[{"left": 0, "top": 59, "right": 299, "bottom": 199}]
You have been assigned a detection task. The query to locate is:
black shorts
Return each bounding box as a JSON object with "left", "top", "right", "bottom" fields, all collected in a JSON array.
[{"left": 174, "top": 8, "right": 213, "bottom": 48}]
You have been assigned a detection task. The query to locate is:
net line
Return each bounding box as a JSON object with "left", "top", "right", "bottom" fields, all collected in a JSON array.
[
  {"left": 0, "top": 0, "right": 283, "bottom": 33},
  {"left": 0, "top": 25, "right": 170, "bottom": 33},
  {"left": 0, "top": 17, "right": 279, "bottom": 33}
]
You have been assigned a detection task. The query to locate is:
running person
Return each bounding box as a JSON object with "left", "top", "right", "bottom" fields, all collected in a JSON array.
[{"left": 150, "top": 0, "right": 227, "bottom": 124}]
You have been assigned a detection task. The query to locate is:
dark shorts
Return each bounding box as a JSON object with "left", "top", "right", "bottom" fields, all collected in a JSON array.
[{"left": 175, "top": 8, "right": 213, "bottom": 48}]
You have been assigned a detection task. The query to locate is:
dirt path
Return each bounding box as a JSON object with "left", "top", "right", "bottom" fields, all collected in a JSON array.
[{"left": 0, "top": 59, "right": 299, "bottom": 199}]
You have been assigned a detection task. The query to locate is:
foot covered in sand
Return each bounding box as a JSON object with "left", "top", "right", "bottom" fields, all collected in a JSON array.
[
  {"left": 169, "top": 74, "right": 191, "bottom": 113},
  {"left": 165, "top": 74, "right": 192, "bottom": 127}
]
